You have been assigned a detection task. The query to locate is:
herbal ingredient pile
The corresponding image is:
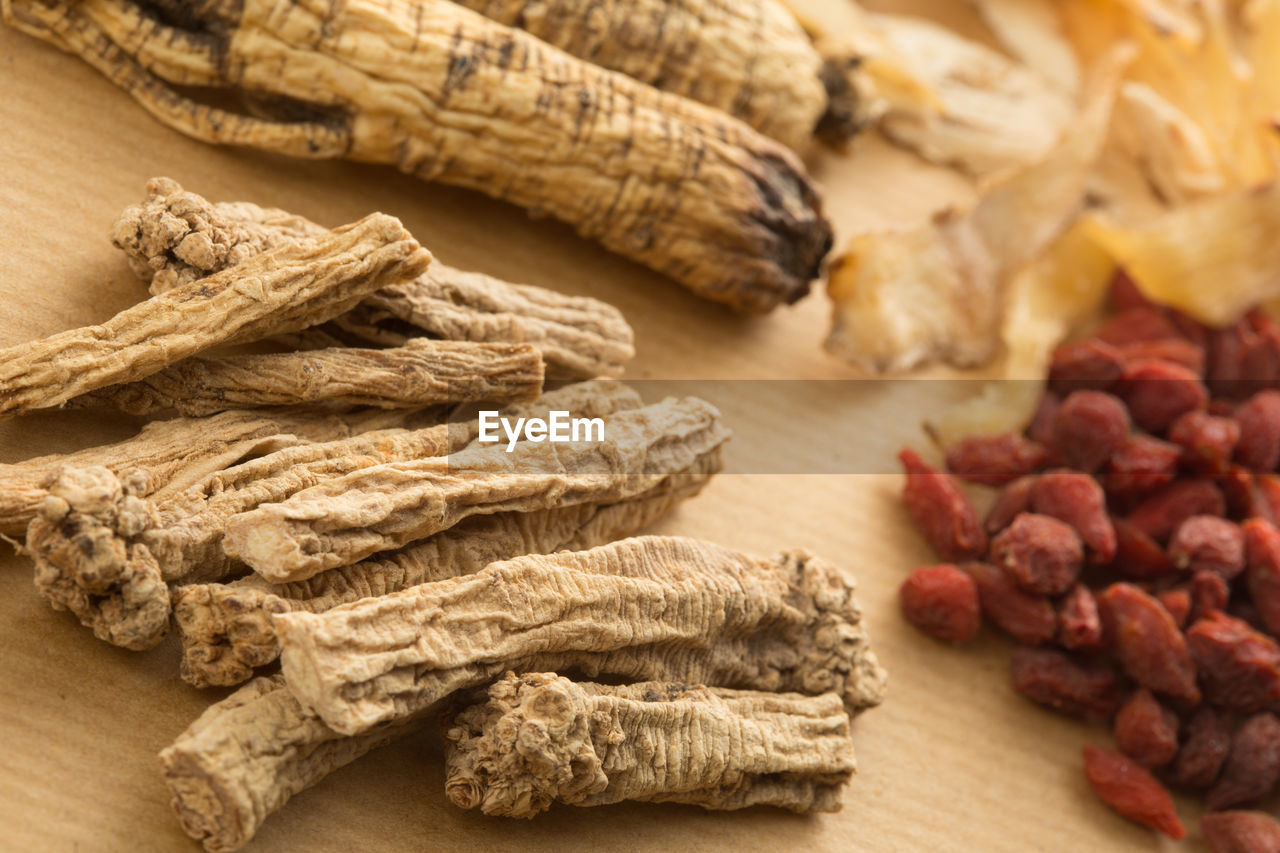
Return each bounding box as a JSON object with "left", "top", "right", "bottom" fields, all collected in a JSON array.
[
  {"left": 898, "top": 275, "right": 1280, "bottom": 849},
  {"left": 0, "top": 180, "right": 887, "bottom": 852}
]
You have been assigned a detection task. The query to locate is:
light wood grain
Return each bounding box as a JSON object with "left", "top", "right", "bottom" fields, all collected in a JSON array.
[{"left": 0, "top": 4, "right": 1217, "bottom": 851}]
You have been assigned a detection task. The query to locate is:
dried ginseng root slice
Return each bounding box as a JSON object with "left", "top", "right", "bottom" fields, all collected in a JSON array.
[
  {"left": 12, "top": 0, "right": 833, "bottom": 312},
  {"left": 0, "top": 212, "right": 429, "bottom": 419},
  {"left": 172, "top": 449, "right": 721, "bottom": 688},
  {"left": 113, "top": 179, "right": 636, "bottom": 379},
  {"left": 274, "top": 535, "right": 888, "bottom": 735},
  {"left": 159, "top": 674, "right": 416, "bottom": 853},
  {"left": 0, "top": 406, "right": 382, "bottom": 537},
  {"left": 25, "top": 382, "right": 635, "bottom": 649},
  {"left": 452, "top": 0, "right": 836, "bottom": 151},
  {"left": 223, "top": 397, "right": 731, "bottom": 581},
  {"left": 70, "top": 340, "right": 544, "bottom": 417},
  {"left": 442, "top": 673, "right": 857, "bottom": 817}
]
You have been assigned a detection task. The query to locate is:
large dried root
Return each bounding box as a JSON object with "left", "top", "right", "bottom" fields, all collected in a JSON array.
[
  {"left": 443, "top": 673, "right": 856, "bottom": 817},
  {"left": 173, "top": 449, "right": 719, "bottom": 688},
  {"left": 453, "top": 0, "right": 835, "bottom": 151},
  {"left": 70, "top": 340, "right": 544, "bottom": 417},
  {"left": 8, "top": 1, "right": 831, "bottom": 312},
  {"left": 274, "top": 536, "right": 888, "bottom": 735},
  {"left": 114, "top": 178, "right": 635, "bottom": 379},
  {"left": 223, "top": 397, "right": 729, "bottom": 581},
  {"left": 0, "top": 212, "right": 429, "bottom": 419},
  {"left": 0, "top": 407, "right": 384, "bottom": 537},
  {"left": 159, "top": 674, "right": 415, "bottom": 853}
]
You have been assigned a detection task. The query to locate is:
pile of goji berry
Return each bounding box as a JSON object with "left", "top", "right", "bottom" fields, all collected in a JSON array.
[{"left": 899, "top": 275, "right": 1280, "bottom": 850}]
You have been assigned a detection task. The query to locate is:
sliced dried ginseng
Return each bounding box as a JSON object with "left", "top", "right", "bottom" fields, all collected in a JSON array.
[
  {"left": 443, "top": 673, "right": 856, "bottom": 817},
  {"left": 25, "top": 381, "right": 635, "bottom": 650},
  {"left": 825, "top": 48, "right": 1125, "bottom": 374},
  {"left": 113, "top": 178, "right": 635, "bottom": 379},
  {"left": 0, "top": 407, "right": 385, "bottom": 537},
  {"left": 452, "top": 0, "right": 843, "bottom": 151},
  {"left": 173, "top": 450, "right": 720, "bottom": 688},
  {"left": 0, "top": 212, "right": 428, "bottom": 419},
  {"left": 274, "top": 535, "right": 888, "bottom": 735},
  {"left": 223, "top": 397, "right": 729, "bottom": 581},
  {"left": 159, "top": 674, "right": 415, "bottom": 853},
  {"left": 70, "top": 339, "right": 544, "bottom": 417},
  {"left": 9, "top": 1, "right": 832, "bottom": 312}
]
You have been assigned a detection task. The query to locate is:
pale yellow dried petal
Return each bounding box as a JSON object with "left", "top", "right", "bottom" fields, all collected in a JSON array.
[{"left": 1086, "top": 182, "right": 1280, "bottom": 326}]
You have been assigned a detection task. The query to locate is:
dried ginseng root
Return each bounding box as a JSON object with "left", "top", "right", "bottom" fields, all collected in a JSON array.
[
  {"left": 114, "top": 179, "right": 635, "bottom": 379},
  {"left": 222, "top": 397, "right": 730, "bottom": 581},
  {"left": 159, "top": 674, "right": 415, "bottom": 853},
  {"left": 25, "top": 382, "right": 634, "bottom": 649},
  {"left": 172, "top": 450, "right": 720, "bottom": 688},
  {"left": 69, "top": 339, "right": 543, "bottom": 417},
  {"left": 0, "top": 212, "right": 428, "bottom": 419},
  {"left": 0, "top": 407, "right": 382, "bottom": 537},
  {"left": 274, "top": 536, "right": 887, "bottom": 735},
  {"left": 441, "top": 673, "right": 856, "bottom": 817},
  {"left": 452, "top": 0, "right": 848, "bottom": 151},
  {"left": 10, "top": 1, "right": 832, "bottom": 312}
]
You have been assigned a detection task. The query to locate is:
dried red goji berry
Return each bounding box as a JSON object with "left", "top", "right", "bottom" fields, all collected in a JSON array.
[
  {"left": 1032, "top": 470, "right": 1116, "bottom": 564},
  {"left": 1187, "top": 611, "right": 1280, "bottom": 712},
  {"left": 1207, "top": 712, "right": 1280, "bottom": 810},
  {"left": 1243, "top": 309, "right": 1280, "bottom": 391},
  {"left": 1048, "top": 340, "right": 1126, "bottom": 394},
  {"left": 985, "top": 475, "right": 1037, "bottom": 536},
  {"left": 1119, "top": 359, "right": 1209, "bottom": 434},
  {"left": 1157, "top": 587, "right": 1191, "bottom": 629},
  {"left": 1027, "top": 391, "right": 1062, "bottom": 452},
  {"left": 1201, "top": 811, "right": 1280, "bottom": 853},
  {"left": 1052, "top": 391, "right": 1131, "bottom": 474},
  {"left": 1111, "top": 517, "right": 1176, "bottom": 581},
  {"left": 1244, "top": 518, "right": 1280, "bottom": 637},
  {"left": 1114, "top": 688, "right": 1179, "bottom": 769},
  {"left": 1118, "top": 338, "right": 1206, "bottom": 375},
  {"left": 1170, "top": 516, "right": 1245, "bottom": 580},
  {"left": 990, "top": 513, "right": 1083, "bottom": 596},
  {"left": 1010, "top": 647, "right": 1118, "bottom": 720},
  {"left": 944, "top": 433, "right": 1048, "bottom": 487},
  {"left": 1059, "top": 584, "right": 1103, "bottom": 651},
  {"left": 1097, "top": 583, "right": 1200, "bottom": 703},
  {"left": 1108, "top": 270, "right": 1154, "bottom": 313},
  {"left": 1082, "top": 745, "right": 1187, "bottom": 840},
  {"left": 1207, "top": 318, "right": 1258, "bottom": 399},
  {"left": 1101, "top": 435, "right": 1180, "bottom": 497},
  {"left": 1097, "top": 307, "right": 1186, "bottom": 347},
  {"left": 1234, "top": 390, "right": 1280, "bottom": 472},
  {"left": 963, "top": 562, "right": 1058, "bottom": 645},
  {"left": 1168, "top": 411, "right": 1240, "bottom": 476},
  {"left": 1191, "top": 571, "right": 1231, "bottom": 622},
  {"left": 1247, "top": 475, "right": 1280, "bottom": 524},
  {"left": 899, "top": 448, "right": 987, "bottom": 561},
  {"left": 1127, "top": 480, "right": 1226, "bottom": 543},
  {"left": 1172, "top": 708, "right": 1232, "bottom": 790},
  {"left": 899, "top": 565, "right": 982, "bottom": 644}
]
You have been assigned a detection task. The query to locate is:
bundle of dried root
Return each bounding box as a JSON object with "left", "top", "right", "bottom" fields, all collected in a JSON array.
[
  {"left": 274, "top": 535, "right": 887, "bottom": 735},
  {"left": 0, "top": 211, "right": 429, "bottom": 419},
  {"left": 114, "top": 179, "right": 635, "bottom": 380},
  {"left": 442, "top": 673, "right": 857, "bottom": 817},
  {"left": 173, "top": 448, "right": 720, "bottom": 688},
  {"left": 26, "top": 381, "right": 640, "bottom": 650},
  {"left": 5, "top": 0, "right": 832, "bottom": 312}
]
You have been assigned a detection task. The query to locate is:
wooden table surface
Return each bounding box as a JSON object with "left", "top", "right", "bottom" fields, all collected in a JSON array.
[{"left": 0, "top": 3, "right": 1211, "bottom": 851}]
